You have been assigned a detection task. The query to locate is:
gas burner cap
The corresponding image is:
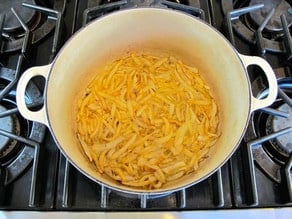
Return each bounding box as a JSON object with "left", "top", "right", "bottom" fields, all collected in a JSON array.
[
  {"left": 0, "top": 104, "right": 21, "bottom": 160},
  {"left": 249, "top": 0, "right": 292, "bottom": 32},
  {"left": 271, "top": 103, "right": 292, "bottom": 153},
  {"left": 0, "top": 0, "right": 36, "bottom": 33}
]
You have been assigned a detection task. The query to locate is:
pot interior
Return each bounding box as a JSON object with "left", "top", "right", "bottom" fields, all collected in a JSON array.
[{"left": 46, "top": 8, "right": 251, "bottom": 194}]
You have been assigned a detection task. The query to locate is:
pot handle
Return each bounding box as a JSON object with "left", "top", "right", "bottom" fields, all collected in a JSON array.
[
  {"left": 16, "top": 64, "right": 51, "bottom": 127},
  {"left": 238, "top": 54, "right": 278, "bottom": 112}
]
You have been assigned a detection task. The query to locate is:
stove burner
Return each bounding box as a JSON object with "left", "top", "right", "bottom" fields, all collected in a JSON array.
[
  {"left": 0, "top": 0, "right": 36, "bottom": 33},
  {"left": 270, "top": 103, "right": 292, "bottom": 154},
  {"left": 245, "top": 78, "right": 292, "bottom": 183},
  {"left": 0, "top": 1, "right": 65, "bottom": 52},
  {"left": 0, "top": 67, "right": 45, "bottom": 184},
  {"left": 222, "top": 0, "right": 292, "bottom": 54},
  {"left": 0, "top": 104, "right": 20, "bottom": 160},
  {"left": 257, "top": 81, "right": 292, "bottom": 164},
  {"left": 249, "top": 0, "right": 292, "bottom": 33}
]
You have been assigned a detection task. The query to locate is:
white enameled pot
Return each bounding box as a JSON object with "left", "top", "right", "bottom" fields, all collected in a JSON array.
[{"left": 16, "top": 8, "right": 277, "bottom": 195}]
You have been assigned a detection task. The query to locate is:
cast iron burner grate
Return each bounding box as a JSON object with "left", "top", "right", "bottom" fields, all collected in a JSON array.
[
  {"left": 0, "top": 7, "right": 46, "bottom": 206},
  {"left": 244, "top": 78, "right": 292, "bottom": 204},
  {"left": 0, "top": 0, "right": 65, "bottom": 53},
  {"left": 222, "top": 0, "right": 292, "bottom": 57}
]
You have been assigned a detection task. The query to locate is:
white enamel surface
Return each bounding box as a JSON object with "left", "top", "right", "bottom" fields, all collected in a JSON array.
[
  {"left": 18, "top": 8, "right": 276, "bottom": 194},
  {"left": 16, "top": 65, "right": 51, "bottom": 126},
  {"left": 238, "top": 54, "right": 278, "bottom": 112}
]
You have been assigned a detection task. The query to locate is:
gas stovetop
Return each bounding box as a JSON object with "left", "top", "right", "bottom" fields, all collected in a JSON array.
[{"left": 0, "top": 0, "right": 291, "bottom": 212}]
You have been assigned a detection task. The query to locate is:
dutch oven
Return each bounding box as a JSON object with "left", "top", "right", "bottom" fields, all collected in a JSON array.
[{"left": 16, "top": 8, "right": 278, "bottom": 195}]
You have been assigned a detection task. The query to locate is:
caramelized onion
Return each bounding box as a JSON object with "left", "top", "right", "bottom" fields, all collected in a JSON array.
[{"left": 76, "top": 53, "right": 220, "bottom": 189}]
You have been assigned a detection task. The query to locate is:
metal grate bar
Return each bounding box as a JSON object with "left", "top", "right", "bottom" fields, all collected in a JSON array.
[
  {"left": 278, "top": 87, "right": 292, "bottom": 107},
  {"left": 22, "top": 3, "right": 63, "bottom": 61},
  {"left": 249, "top": 127, "right": 292, "bottom": 146},
  {"left": 0, "top": 99, "right": 43, "bottom": 118},
  {"left": 177, "top": 189, "right": 186, "bottom": 208},
  {"left": 140, "top": 194, "right": 147, "bottom": 208},
  {"left": 28, "top": 142, "right": 40, "bottom": 207},
  {"left": 0, "top": 14, "right": 5, "bottom": 58},
  {"left": 245, "top": 142, "right": 259, "bottom": 206},
  {"left": 255, "top": 8, "right": 275, "bottom": 57},
  {"left": 259, "top": 107, "right": 290, "bottom": 118},
  {"left": 70, "top": 0, "right": 80, "bottom": 34},
  {"left": 213, "top": 168, "right": 225, "bottom": 207},
  {"left": 62, "top": 159, "right": 71, "bottom": 208},
  {"left": 229, "top": 157, "right": 241, "bottom": 207},
  {"left": 161, "top": 0, "right": 205, "bottom": 21},
  {"left": 100, "top": 185, "right": 109, "bottom": 208},
  {"left": 0, "top": 129, "right": 40, "bottom": 207},
  {"left": 258, "top": 83, "right": 292, "bottom": 117},
  {"left": 82, "top": 0, "right": 127, "bottom": 26},
  {"left": 281, "top": 15, "right": 292, "bottom": 61}
]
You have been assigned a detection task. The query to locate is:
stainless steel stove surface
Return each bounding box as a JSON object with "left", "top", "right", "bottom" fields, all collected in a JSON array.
[{"left": 0, "top": 0, "right": 291, "bottom": 217}]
